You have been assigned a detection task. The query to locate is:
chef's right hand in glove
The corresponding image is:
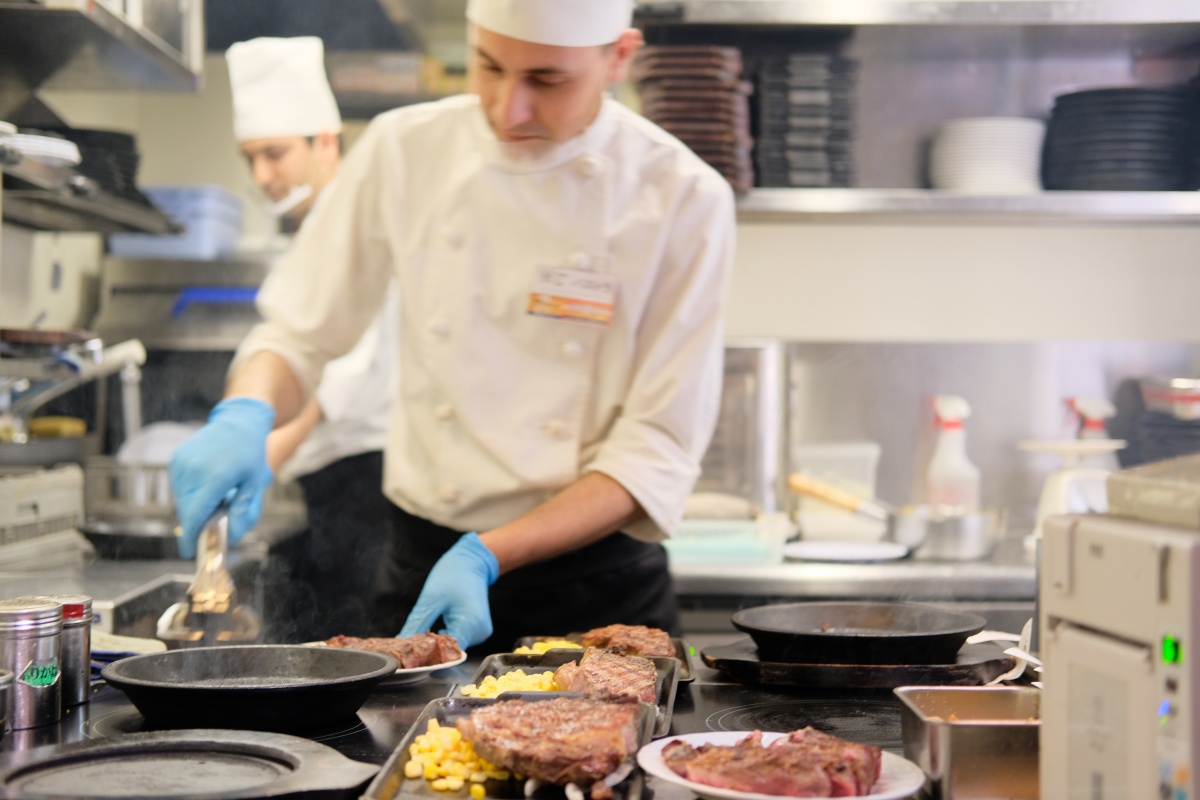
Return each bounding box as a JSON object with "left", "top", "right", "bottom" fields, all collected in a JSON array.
[
  {"left": 399, "top": 532, "right": 500, "bottom": 648},
  {"left": 169, "top": 397, "right": 276, "bottom": 559}
]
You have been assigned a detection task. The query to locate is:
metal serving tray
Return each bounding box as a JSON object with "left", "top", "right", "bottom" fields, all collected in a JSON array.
[
  {"left": 362, "top": 694, "right": 654, "bottom": 800},
  {"left": 512, "top": 635, "right": 694, "bottom": 682},
  {"left": 467, "top": 651, "right": 679, "bottom": 738}
]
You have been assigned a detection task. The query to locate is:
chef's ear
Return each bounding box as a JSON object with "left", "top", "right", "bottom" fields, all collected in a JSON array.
[{"left": 607, "top": 28, "right": 643, "bottom": 84}]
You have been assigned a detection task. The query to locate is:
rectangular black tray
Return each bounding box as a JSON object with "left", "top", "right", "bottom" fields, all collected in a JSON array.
[
  {"left": 362, "top": 694, "right": 654, "bottom": 800},
  {"left": 467, "top": 651, "right": 679, "bottom": 737},
  {"left": 512, "top": 635, "right": 694, "bottom": 682}
]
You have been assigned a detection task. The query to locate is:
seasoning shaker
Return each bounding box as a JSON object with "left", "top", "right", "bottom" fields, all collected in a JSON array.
[
  {"left": 0, "top": 597, "right": 63, "bottom": 729},
  {"left": 40, "top": 594, "right": 92, "bottom": 707}
]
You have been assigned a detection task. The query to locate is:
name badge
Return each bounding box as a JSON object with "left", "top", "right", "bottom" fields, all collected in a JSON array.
[{"left": 527, "top": 267, "right": 616, "bottom": 328}]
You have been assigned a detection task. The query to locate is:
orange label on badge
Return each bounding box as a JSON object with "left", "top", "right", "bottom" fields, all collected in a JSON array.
[{"left": 527, "top": 267, "right": 616, "bottom": 327}]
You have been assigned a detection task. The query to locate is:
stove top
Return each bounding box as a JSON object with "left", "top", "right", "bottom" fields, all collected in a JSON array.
[{"left": 0, "top": 647, "right": 912, "bottom": 798}]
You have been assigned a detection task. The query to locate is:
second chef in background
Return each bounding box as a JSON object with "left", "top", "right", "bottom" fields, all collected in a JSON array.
[
  {"left": 171, "top": 0, "right": 736, "bottom": 652},
  {"left": 224, "top": 36, "right": 400, "bottom": 641}
]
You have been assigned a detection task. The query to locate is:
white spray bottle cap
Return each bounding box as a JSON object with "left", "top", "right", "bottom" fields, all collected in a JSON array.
[
  {"left": 1067, "top": 397, "right": 1115, "bottom": 433},
  {"left": 933, "top": 395, "right": 971, "bottom": 429}
]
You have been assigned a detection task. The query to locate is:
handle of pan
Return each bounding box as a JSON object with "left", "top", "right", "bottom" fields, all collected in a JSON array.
[{"left": 786, "top": 473, "right": 893, "bottom": 523}]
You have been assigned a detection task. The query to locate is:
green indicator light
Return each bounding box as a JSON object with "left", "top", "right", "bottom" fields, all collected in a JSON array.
[{"left": 1162, "top": 636, "right": 1182, "bottom": 665}]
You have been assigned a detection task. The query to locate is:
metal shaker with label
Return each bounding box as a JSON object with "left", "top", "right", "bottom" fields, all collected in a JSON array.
[
  {"left": 40, "top": 594, "right": 92, "bottom": 706},
  {"left": 0, "top": 597, "right": 63, "bottom": 728}
]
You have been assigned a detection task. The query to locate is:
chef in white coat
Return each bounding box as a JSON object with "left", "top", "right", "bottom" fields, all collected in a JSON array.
[
  {"left": 171, "top": 0, "right": 735, "bottom": 652},
  {"left": 219, "top": 37, "right": 400, "bottom": 640}
]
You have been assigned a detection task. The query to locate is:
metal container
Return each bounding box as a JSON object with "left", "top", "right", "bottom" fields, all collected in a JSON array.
[
  {"left": 0, "top": 597, "right": 63, "bottom": 729},
  {"left": 39, "top": 594, "right": 91, "bottom": 706},
  {"left": 894, "top": 506, "right": 1007, "bottom": 561},
  {"left": 0, "top": 668, "right": 11, "bottom": 732},
  {"left": 895, "top": 685, "right": 1040, "bottom": 799}
]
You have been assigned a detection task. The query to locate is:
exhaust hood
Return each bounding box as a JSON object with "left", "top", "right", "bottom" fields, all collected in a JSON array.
[{"left": 204, "top": 0, "right": 443, "bottom": 52}]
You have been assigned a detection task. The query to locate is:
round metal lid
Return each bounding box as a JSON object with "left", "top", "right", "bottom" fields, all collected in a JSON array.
[{"left": 0, "top": 597, "right": 63, "bottom": 633}]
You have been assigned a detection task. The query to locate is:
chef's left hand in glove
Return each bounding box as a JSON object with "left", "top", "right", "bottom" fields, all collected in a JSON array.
[{"left": 399, "top": 532, "right": 499, "bottom": 648}]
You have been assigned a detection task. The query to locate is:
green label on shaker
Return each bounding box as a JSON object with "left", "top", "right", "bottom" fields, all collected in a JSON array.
[{"left": 18, "top": 659, "right": 59, "bottom": 687}]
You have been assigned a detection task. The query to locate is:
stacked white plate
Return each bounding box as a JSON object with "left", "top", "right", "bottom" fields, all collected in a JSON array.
[
  {"left": 7, "top": 132, "right": 82, "bottom": 167},
  {"left": 929, "top": 117, "right": 1045, "bottom": 194}
]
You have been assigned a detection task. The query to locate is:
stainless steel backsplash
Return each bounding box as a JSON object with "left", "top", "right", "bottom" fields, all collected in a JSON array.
[{"left": 784, "top": 341, "right": 1199, "bottom": 533}]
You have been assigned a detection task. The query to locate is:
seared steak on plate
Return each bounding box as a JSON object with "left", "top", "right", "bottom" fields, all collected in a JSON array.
[
  {"left": 458, "top": 697, "right": 640, "bottom": 795},
  {"left": 553, "top": 647, "right": 657, "bottom": 704},
  {"left": 579, "top": 624, "right": 674, "bottom": 658},
  {"left": 323, "top": 633, "right": 462, "bottom": 669},
  {"left": 662, "top": 728, "right": 881, "bottom": 797}
]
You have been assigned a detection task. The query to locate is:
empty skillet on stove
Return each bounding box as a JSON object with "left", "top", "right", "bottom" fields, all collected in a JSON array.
[
  {"left": 101, "top": 645, "right": 397, "bottom": 732},
  {"left": 731, "top": 601, "right": 986, "bottom": 665}
]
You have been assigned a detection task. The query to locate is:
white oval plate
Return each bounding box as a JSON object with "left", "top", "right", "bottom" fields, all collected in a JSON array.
[
  {"left": 638, "top": 731, "right": 925, "bottom": 800},
  {"left": 783, "top": 540, "right": 910, "bottom": 563},
  {"left": 305, "top": 642, "right": 466, "bottom": 685}
]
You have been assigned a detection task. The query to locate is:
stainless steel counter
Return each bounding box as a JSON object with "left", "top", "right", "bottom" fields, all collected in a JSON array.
[{"left": 671, "top": 538, "right": 1037, "bottom": 633}]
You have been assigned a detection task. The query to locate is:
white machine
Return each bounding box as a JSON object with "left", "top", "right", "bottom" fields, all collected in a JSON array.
[{"left": 1040, "top": 513, "right": 1199, "bottom": 800}]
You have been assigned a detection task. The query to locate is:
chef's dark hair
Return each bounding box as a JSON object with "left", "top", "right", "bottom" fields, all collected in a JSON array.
[{"left": 306, "top": 133, "right": 344, "bottom": 154}]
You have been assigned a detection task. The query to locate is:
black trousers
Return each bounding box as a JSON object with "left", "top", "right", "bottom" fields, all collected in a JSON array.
[
  {"left": 264, "top": 451, "right": 395, "bottom": 642},
  {"left": 371, "top": 505, "right": 682, "bottom": 655}
]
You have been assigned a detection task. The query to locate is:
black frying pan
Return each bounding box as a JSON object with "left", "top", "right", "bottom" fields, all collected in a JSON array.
[
  {"left": 101, "top": 645, "right": 397, "bottom": 732},
  {"left": 731, "top": 601, "right": 987, "bottom": 665}
]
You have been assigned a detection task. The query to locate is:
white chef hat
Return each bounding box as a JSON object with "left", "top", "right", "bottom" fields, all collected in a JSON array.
[
  {"left": 466, "top": 0, "right": 633, "bottom": 47},
  {"left": 226, "top": 37, "right": 342, "bottom": 142}
]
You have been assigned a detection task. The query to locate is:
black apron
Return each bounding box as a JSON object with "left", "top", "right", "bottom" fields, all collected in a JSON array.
[
  {"left": 371, "top": 505, "right": 681, "bottom": 654},
  {"left": 264, "top": 451, "right": 394, "bottom": 642}
]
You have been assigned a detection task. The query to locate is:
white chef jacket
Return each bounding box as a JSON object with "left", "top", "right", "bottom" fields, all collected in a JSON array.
[
  {"left": 275, "top": 279, "right": 400, "bottom": 484},
  {"left": 235, "top": 94, "right": 736, "bottom": 542}
]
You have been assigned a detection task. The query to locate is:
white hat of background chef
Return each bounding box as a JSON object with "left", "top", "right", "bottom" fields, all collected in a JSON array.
[
  {"left": 226, "top": 37, "right": 342, "bottom": 142},
  {"left": 466, "top": 0, "right": 633, "bottom": 47}
]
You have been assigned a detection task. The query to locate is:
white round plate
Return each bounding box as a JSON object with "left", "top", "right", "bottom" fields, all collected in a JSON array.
[
  {"left": 305, "top": 642, "right": 467, "bottom": 685},
  {"left": 638, "top": 731, "right": 925, "bottom": 800},
  {"left": 783, "top": 540, "right": 910, "bottom": 563}
]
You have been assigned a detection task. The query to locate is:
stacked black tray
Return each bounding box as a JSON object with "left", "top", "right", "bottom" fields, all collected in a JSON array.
[
  {"left": 755, "top": 54, "right": 856, "bottom": 188},
  {"left": 34, "top": 126, "right": 152, "bottom": 206},
  {"left": 1041, "top": 87, "right": 1199, "bottom": 191},
  {"left": 632, "top": 45, "right": 755, "bottom": 194}
]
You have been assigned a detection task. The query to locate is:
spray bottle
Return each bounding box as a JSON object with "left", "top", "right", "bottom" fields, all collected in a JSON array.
[
  {"left": 926, "top": 395, "right": 981, "bottom": 509},
  {"left": 1066, "top": 397, "right": 1121, "bottom": 471}
]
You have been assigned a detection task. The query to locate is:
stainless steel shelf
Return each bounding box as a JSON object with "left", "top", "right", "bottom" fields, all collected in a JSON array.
[
  {"left": 736, "top": 189, "right": 1200, "bottom": 225},
  {"left": 636, "top": 0, "right": 1200, "bottom": 26}
]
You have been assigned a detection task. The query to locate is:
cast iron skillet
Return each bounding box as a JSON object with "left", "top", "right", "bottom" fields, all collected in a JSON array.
[
  {"left": 101, "top": 645, "right": 397, "bottom": 732},
  {"left": 731, "top": 601, "right": 987, "bottom": 665}
]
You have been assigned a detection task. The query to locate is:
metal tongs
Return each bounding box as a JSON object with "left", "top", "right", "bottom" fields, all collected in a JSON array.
[{"left": 156, "top": 505, "right": 261, "bottom": 648}]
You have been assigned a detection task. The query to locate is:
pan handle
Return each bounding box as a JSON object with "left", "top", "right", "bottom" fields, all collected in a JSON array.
[{"left": 787, "top": 473, "right": 892, "bottom": 523}]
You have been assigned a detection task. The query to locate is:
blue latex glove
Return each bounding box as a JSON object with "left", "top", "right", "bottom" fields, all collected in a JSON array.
[
  {"left": 169, "top": 397, "right": 276, "bottom": 559},
  {"left": 399, "top": 532, "right": 499, "bottom": 648}
]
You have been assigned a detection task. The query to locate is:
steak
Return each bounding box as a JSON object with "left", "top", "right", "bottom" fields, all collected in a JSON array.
[
  {"left": 553, "top": 647, "right": 657, "bottom": 704},
  {"left": 322, "top": 633, "right": 462, "bottom": 669},
  {"left": 579, "top": 624, "right": 674, "bottom": 658},
  {"left": 457, "top": 697, "right": 640, "bottom": 796},
  {"left": 662, "top": 728, "right": 882, "bottom": 798}
]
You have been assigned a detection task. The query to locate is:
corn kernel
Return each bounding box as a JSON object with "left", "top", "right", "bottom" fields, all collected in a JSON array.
[
  {"left": 431, "top": 778, "right": 451, "bottom": 791},
  {"left": 404, "top": 760, "right": 424, "bottom": 779},
  {"left": 470, "top": 783, "right": 487, "bottom": 800},
  {"left": 424, "top": 765, "right": 439, "bottom": 781},
  {"left": 445, "top": 777, "right": 465, "bottom": 791},
  {"left": 469, "top": 771, "right": 488, "bottom": 783}
]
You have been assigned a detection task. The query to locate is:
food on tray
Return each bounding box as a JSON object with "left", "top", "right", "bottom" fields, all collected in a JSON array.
[
  {"left": 553, "top": 647, "right": 656, "bottom": 704},
  {"left": 580, "top": 624, "right": 674, "bottom": 657},
  {"left": 461, "top": 669, "right": 559, "bottom": 698},
  {"left": 458, "top": 696, "right": 640, "bottom": 800},
  {"left": 323, "top": 633, "right": 463, "bottom": 669},
  {"left": 662, "top": 727, "right": 882, "bottom": 797},
  {"left": 515, "top": 639, "right": 583, "bottom": 654},
  {"left": 403, "top": 718, "right": 512, "bottom": 797}
]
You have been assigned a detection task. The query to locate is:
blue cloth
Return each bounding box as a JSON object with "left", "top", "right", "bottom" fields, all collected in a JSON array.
[
  {"left": 398, "top": 532, "right": 499, "bottom": 648},
  {"left": 169, "top": 397, "right": 275, "bottom": 558}
]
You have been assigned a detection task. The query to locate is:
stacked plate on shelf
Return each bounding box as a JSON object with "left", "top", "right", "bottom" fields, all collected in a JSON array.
[
  {"left": 6, "top": 131, "right": 82, "bottom": 167},
  {"left": 632, "top": 45, "right": 755, "bottom": 194},
  {"left": 755, "top": 54, "right": 856, "bottom": 188},
  {"left": 1041, "top": 86, "right": 1198, "bottom": 191},
  {"left": 38, "top": 127, "right": 147, "bottom": 205},
  {"left": 928, "top": 117, "right": 1045, "bottom": 194}
]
